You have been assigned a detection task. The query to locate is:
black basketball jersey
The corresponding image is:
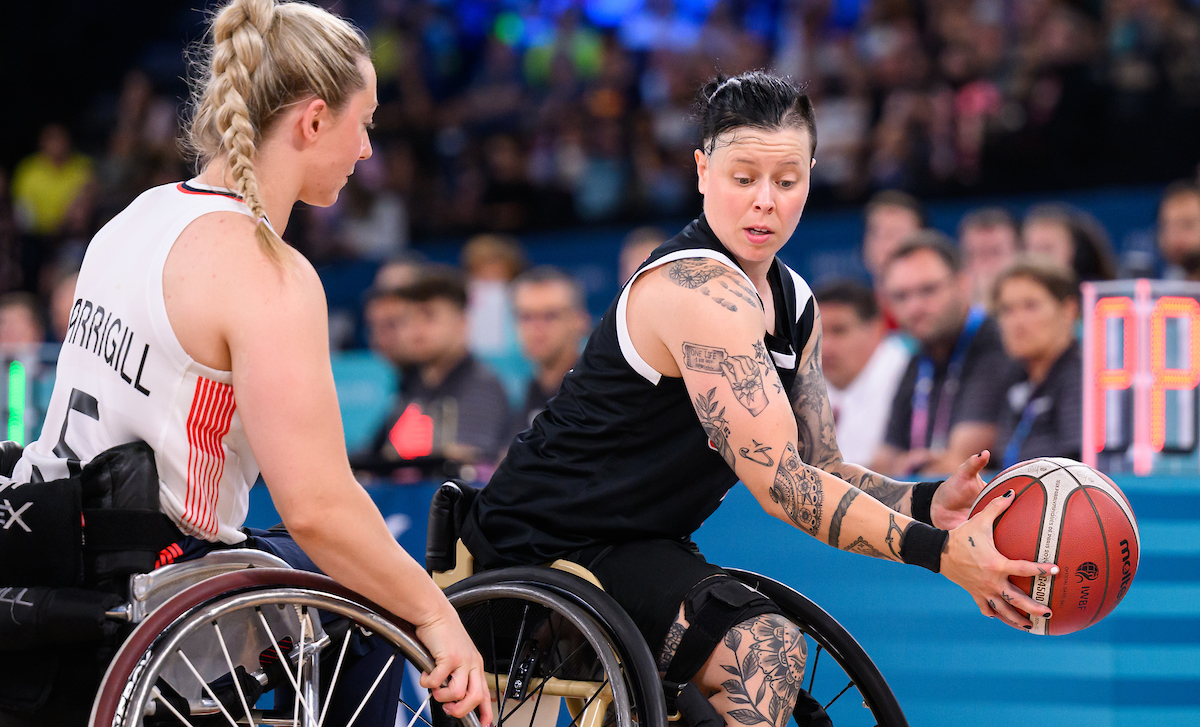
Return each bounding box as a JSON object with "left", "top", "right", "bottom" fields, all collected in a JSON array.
[{"left": 461, "top": 215, "right": 816, "bottom": 568}]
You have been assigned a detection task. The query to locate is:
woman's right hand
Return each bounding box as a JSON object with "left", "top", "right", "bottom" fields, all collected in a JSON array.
[
  {"left": 939, "top": 489, "right": 1059, "bottom": 630},
  {"left": 415, "top": 605, "right": 494, "bottom": 726}
]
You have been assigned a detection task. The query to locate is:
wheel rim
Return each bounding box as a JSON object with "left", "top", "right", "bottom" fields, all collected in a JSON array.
[{"left": 112, "top": 586, "right": 437, "bottom": 727}]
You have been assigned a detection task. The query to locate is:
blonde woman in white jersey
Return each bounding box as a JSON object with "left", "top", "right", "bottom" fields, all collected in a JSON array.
[{"left": 7, "top": 0, "right": 491, "bottom": 723}]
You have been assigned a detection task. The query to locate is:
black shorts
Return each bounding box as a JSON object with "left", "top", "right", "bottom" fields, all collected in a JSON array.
[{"left": 565, "top": 538, "right": 780, "bottom": 670}]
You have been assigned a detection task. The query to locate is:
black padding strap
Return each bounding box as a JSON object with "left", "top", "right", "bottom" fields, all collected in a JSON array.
[
  {"left": 0, "top": 586, "right": 121, "bottom": 651},
  {"left": 0, "top": 478, "right": 83, "bottom": 587},
  {"left": 81, "top": 510, "right": 182, "bottom": 552},
  {"left": 663, "top": 576, "right": 779, "bottom": 684},
  {"left": 900, "top": 522, "right": 948, "bottom": 573},
  {"left": 663, "top": 681, "right": 723, "bottom": 727},
  {"left": 910, "top": 481, "right": 943, "bottom": 526},
  {"left": 793, "top": 687, "right": 833, "bottom": 727}
]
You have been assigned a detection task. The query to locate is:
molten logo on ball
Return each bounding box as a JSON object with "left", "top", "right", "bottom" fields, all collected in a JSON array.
[{"left": 1075, "top": 562, "right": 1099, "bottom": 582}]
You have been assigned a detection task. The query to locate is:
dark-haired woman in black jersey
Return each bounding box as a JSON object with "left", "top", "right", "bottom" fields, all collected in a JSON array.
[{"left": 462, "top": 71, "right": 1055, "bottom": 726}]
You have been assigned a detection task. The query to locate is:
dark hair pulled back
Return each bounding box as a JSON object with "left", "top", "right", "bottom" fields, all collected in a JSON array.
[{"left": 695, "top": 71, "right": 817, "bottom": 158}]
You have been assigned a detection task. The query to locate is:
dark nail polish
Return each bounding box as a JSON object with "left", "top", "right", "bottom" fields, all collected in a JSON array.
[
  {"left": 1003, "top": 489, "right": 1014, "bottom": 498},
  {"left": 1023, "top": 625, "right": 1032, "bottom": 630},
  {"left": 1044, "top": 612, "right": 1052, "bottom": 618}
]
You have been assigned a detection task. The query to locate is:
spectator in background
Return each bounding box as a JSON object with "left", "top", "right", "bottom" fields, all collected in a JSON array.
[
  {"left": 1022, "top": 204, "right": 1118, "bottom": 282},
  {"left": 872, "top": 232, "right": 1011, "bottom": 476},
  {"left": 991, "top": 258, "right": 1082, "bottom": 468},
  {"left": 364, "top": 285, "right": 415, "bottom": 369},
  {"left": 619, "top": 226, "right": 667, "bottom": 285},
  {"left": 0, "top": 292, "right": 46, "bottom": 347},
  {"left": 362, "top": 267, "right": 510, "bottom": 478},
  {"left": 814, "top": 280, "right": 910, "bottom": 466},
  {"left": 12, "top": 124, "right": 95, "bottom": 293},
  {"left": 959, "top": 207, "right": 1020, "bottom": 308},
  {"left": 1156, "top": 181, "right": 1200, "bottom": 280},
  {"left": 508, "top": 267, "right": 590, "bottom": 441},
  {"left": 460, "top": 233, "right": 526, "bottom": 360},
  {"left": 12, "top": 124, "right": 94, "bottom": 237},
  {"left": 862, "top": 190, "right": 926, "bottom": 283},
  {"left": 862, "top": 190, "right": 925, "bottom": 327}
]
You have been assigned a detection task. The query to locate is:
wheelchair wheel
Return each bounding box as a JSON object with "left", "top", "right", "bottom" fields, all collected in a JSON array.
[
  {"left": 90, "top": 567, "right": 482, "bottom": 727},
  {"left": 444, "top": 567, "right": 669, "bottom": 727},
  {"left": 726, "top": 569, "right": 908, "bottom": 727}
]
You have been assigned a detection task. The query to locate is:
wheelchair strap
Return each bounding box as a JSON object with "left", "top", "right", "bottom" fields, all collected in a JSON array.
[
  {"left": 663, "top": 576, "right": 779, "bottom": 684},
  {"left": 82, "top": 510, "right": 183, "bottom": 552}
]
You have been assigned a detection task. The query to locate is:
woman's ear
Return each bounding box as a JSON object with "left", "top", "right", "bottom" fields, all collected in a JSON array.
[
  {"left": 297, "top": 98, "right": 331, "bottom": 144},
  {"left": 695, "top": 148, "right": 709, "bottom": 195}
]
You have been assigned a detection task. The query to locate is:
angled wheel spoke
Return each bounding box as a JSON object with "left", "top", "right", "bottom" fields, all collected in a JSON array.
[
  {"left": 213, "top": 620, "right": 257, "bottom": 727},
  {"left": 498, "top": 603, "right": 532, "bottom": 725},
  {"left": 807, "top": 642, "right": 822, "bottom": 694},
  {"left": 823, "top": 681, "right": 854, "bottom": 711},
  {"left": 176, "top": 649, "right": 241, "bottom": 727},
  {"left": 396, "top": 696, "right": 436, "bottom": 727},
  {"left": 256, "top": 607, "right": 316, "bottom": 718},
  {"left": 150, "top": 685, "right": 199, "bottom": 727},
  {"left": 317, "top": 626, "right": 354, "bottom": 727},
  {"left": 525, "top": 609, "right": 566, "bottom": 727},
  {"left": 563, "top": 676, "right": 611, "bottom": 727},
  {"left": 344, "top": 652, "right": 396, "bottom": 727}
]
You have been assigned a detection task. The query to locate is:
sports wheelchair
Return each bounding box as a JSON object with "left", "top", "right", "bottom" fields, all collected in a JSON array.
[
  {"left": 0, "top": 547, "right": 486, "bottom": 727},
  {"left": 425, "top": 483, "right": 909, "bottom": 727}
]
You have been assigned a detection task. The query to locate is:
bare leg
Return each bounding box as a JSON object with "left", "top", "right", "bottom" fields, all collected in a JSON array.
[{"left": 657, "top": 605, "right": 806, "bottom": 727}]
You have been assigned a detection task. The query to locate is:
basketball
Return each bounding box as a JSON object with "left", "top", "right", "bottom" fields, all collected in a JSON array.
[{"left": 970, "top": 457, "right": 1140, "bottom": 636}]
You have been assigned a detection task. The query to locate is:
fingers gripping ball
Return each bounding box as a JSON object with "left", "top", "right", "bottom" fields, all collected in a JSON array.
[{"left": 970, "top": 457, "right": 1140, "bottom": 635}]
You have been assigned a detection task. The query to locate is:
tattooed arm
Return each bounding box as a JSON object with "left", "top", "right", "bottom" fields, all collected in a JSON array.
[
  {"left": 787, "top": 306, "right": 917, "bottom": 516},
  {"left": 627, "top": 257, "right": 1055, "bottom": 630},
  {"left": 630, "top": 259, "right": 912, "bottom": 561}
]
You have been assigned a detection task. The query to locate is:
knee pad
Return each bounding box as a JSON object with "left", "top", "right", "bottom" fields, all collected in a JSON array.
[{"left": 662, "top": 575, "right": 781, "bottom": 683}]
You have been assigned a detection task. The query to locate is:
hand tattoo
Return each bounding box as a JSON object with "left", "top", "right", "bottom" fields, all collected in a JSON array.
[
  {"left": 683, "top": 342, "right": 769, "bottom": 415},
  {"left": 664, "top": 259, "right": 730, "bottom": 289}
]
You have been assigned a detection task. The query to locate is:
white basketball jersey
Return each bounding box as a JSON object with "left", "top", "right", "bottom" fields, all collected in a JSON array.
[{"left": 11, "top": 180, "right": 262, "bottom": 544}]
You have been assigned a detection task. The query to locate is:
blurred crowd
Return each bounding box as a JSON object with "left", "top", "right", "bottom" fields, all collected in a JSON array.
[{"left": 3, "top": 0, "right": 1200, "bottom": 481}]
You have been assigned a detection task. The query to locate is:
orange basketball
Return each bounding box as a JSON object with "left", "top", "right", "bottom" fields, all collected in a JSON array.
[{"left": 970, "top": 457, "right": 1140, "bottom": 635}]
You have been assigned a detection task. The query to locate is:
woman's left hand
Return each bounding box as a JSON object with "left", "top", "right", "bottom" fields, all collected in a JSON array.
[{"left": 930, "top": 450, "right": 990, "bottom": 530}]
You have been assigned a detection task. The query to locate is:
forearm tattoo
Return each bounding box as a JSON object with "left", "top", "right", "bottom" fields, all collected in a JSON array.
[
  {"left": 694, "top": 387, "right": 736, "bottom": 469},
  {"left": 788, "top": 327, "right": 911, "bottom": 511},
  {"left": 826, "top": 489, "right": 860, "bottom": 548},
  {"left": 884, "top": 513, "right": 904, "bottom": 560},
  {"left": 683, "top": 342, "right": 769, "bottom": 415},
  {"left": 788, "top": 336, "right": 839, "bottom": 468},
  {"left": 843, "top": 536, "right": 888, "bottom": 559},
  {"left": 717, "top": 615, "right": 805, "bottom": 727},
  {"left": 768, "top": 443, "right": 824, "bottom": 536}
]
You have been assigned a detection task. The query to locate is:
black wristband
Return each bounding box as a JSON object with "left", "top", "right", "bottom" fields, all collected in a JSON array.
[
  {"left": 910, "top": 481, "right": 943, "bottom": 526},
  {"left": 899, "top": 522, "right": 949, "bottom": 573}
]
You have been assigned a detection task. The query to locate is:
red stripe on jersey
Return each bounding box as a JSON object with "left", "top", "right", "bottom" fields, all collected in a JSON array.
[{"left": 182, "top": 376, "right": 237, "bottom": 538}]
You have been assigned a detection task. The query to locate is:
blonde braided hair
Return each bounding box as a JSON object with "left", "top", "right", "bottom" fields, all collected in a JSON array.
[{"left": 185, "top": 0, "right": 368, "bottom": 264}]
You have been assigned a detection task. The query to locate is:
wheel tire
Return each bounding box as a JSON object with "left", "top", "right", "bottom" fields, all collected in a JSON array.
[
  {"left": 726, "top": 569, "right": 908, "bottom": 727},
  {"left": 445, "top": 567, "right": 669, "bottom": 727},
  {"left": 90, "top": 568, "right": 477, "bottom": 727}
]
